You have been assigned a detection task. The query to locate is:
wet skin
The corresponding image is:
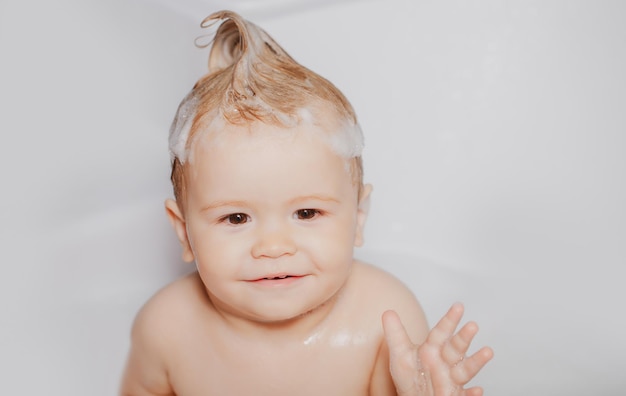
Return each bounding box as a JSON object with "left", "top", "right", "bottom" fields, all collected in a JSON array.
[{"left": 120, "top": 121, "right": 492, "bottom": 395}]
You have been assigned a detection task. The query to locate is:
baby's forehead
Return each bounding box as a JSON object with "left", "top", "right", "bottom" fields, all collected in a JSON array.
[{"left": 185, "top": 121, "right": 356, "bottom": 188}]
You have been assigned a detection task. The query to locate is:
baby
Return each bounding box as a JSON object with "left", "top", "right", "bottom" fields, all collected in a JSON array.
[{"left": 120, "top": 10, "right": 493, "bottom": 396}]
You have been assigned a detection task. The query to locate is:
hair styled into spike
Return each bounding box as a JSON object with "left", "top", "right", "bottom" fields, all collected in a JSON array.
[{"left": 169, "top": 10, "right": 364, "bottom": 214}]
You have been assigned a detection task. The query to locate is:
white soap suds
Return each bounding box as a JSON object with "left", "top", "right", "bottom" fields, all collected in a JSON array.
[
  {"left": 169, "top": 97, "right": 364, "bottom": 164},
  {"left": 168, "top": 91, "right": 199, "bottom": 163}
]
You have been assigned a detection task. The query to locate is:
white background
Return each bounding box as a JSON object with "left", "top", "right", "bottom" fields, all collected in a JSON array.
[{"left": 1, "top": 0, "right": 625, "bottom": 394}]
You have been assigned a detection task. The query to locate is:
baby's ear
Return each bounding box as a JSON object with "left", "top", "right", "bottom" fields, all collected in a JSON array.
[
  {"left": 164, "top": 199, "right": 195, "bottom": 263},
  {"left": 354, "top": 184, "right": 373, "bottom": 247}
]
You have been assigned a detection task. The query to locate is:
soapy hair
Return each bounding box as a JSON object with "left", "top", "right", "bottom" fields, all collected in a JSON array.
[{"left": 169, "top": 10, "right": 364, "bottom": 213}]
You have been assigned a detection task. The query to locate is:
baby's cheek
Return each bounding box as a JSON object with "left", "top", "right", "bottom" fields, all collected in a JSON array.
[{"left": 311, "top": 233, "right": 355, "bottom": 268}]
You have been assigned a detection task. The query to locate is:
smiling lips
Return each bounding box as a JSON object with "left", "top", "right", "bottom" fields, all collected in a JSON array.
[
  {"left": 249, "top": 274, "right": 306, "bottom": 286},
  {"left": 264, "top": 274, "right": 290, "bottom": 280}
]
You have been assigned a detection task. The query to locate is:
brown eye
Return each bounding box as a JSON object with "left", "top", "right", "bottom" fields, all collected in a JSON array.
[
  {"left": 295, "top": 209, "right": 319, "bottom": 220},
  {"left": 226, "top": 213, "right": 249, "bottom": 225}
]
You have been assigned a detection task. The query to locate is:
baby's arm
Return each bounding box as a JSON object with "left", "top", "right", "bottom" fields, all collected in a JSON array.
[
  {"left": 383, "top": 303, "right": 494, "bottom": 396},
  {"left": 119, "top": 300, "right": 175, "bottom": 396}
]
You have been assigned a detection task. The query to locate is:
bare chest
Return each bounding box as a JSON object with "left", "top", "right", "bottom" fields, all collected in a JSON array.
[{"left": 168, "top": 335, "right": 380, "bottom": 396}]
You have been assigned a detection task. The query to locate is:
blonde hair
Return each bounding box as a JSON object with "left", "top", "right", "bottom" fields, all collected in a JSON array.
[{"left": 170, "top": 10, "right": 363, "bottom": 214}]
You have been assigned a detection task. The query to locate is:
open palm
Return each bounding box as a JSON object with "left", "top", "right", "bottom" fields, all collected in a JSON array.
[{"left": 382, "top": 303, "right": 494, "bottom": 396}]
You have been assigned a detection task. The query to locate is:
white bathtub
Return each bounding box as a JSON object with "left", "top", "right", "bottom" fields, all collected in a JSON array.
[{"left": 1, "top": 0, "right": 625, "bottom": 394}]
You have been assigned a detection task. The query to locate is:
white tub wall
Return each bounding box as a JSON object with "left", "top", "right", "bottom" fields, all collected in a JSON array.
[
  {"left": 1, "top": 0, "right": 625, "bottom": 395},
  {"left": 258, "top": 2, "right": 626, "bottom": 394},
  {"left": 1, "top": 0, "right": 200, "bottom": 393}
]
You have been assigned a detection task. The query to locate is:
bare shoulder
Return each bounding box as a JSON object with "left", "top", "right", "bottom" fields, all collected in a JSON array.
[
  {"left": 351, "top": 260, "right": 429, "bottom": 343},
  {"left": 121, "top": 273, "right": 206, "bottom": 395},
  {"left": 133, "top": 272, "right": 206, "bottom": 333}
]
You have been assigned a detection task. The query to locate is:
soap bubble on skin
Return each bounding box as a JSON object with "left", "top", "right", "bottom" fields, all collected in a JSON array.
[
  {"left": 326, "top": 121, "right": 364, "bottom": 159},
  {"left": 296, "top": 106, "right": 365, "bottom": 160}
]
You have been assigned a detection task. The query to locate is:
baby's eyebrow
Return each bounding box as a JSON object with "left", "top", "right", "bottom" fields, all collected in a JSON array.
[
  {"left": 289, "top": 195, "right": 340, "bottom": 205},
  {"left": 200, "top": 200, "right": 248, "bottom": 212}
]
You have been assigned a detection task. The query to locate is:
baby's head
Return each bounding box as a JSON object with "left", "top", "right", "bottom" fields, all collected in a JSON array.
[{"left": 168, "top": 11, "right": 364, "bottom": 216}]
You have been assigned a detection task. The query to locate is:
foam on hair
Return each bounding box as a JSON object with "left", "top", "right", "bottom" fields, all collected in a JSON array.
[
  {"left": 168, "top": 10, "right": 364, "bottom": 207},
  {"left": 168, "top": 10, "right": 363, "bottom": 163}
]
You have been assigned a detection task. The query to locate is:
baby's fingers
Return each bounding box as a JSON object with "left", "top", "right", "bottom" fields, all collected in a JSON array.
[
  {"left": 442, "top": 321, "right": 478, "bottom": 365},
  {"left": 382, "top": 310, "right": 423, "bottom": 394},
  {"left": 463, "top": 386, "right": 484, "bottom": 396},
  {"left": 382, "top": 310, "right": 414, "bottom": 357},
  {"left": 427, "top": 303, "right": 464, "bottom": 345},
  {"left": 451, "top": 346, "right": 494, "bottom": 385}
]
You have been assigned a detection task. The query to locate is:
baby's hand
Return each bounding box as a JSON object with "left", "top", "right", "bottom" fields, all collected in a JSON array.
[{"left": 382, "top": 303, "right": 493, "bottom": 396}]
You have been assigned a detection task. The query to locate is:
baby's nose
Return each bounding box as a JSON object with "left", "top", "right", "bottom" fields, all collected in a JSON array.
[{"left": 250, "top": 223, "right": 297, "bottom": 259}]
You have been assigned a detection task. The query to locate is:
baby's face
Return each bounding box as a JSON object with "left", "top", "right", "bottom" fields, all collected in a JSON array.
[{"left": 182, "top": 121, "right": 369, "bottom": 323}]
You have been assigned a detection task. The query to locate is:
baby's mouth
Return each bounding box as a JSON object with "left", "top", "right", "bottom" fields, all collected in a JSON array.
[
  {"left": 249, "top": 274, "right": 304, "bottom": 283},
  {"left": 265, "top": 275, "right": 290, "bottom": 280}
]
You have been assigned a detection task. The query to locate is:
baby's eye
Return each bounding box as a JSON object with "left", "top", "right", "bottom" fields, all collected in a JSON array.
[
  {"left": 222, "top": 213, "right": 250, "bottom": 225},
  {"left": 295, "top": 209, "right": 320, "bottom": 220}
]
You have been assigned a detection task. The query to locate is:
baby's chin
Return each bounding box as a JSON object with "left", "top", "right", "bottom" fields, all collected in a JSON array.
[{"left": 241, "top": 300, "right": 333, "bottom": 325}]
